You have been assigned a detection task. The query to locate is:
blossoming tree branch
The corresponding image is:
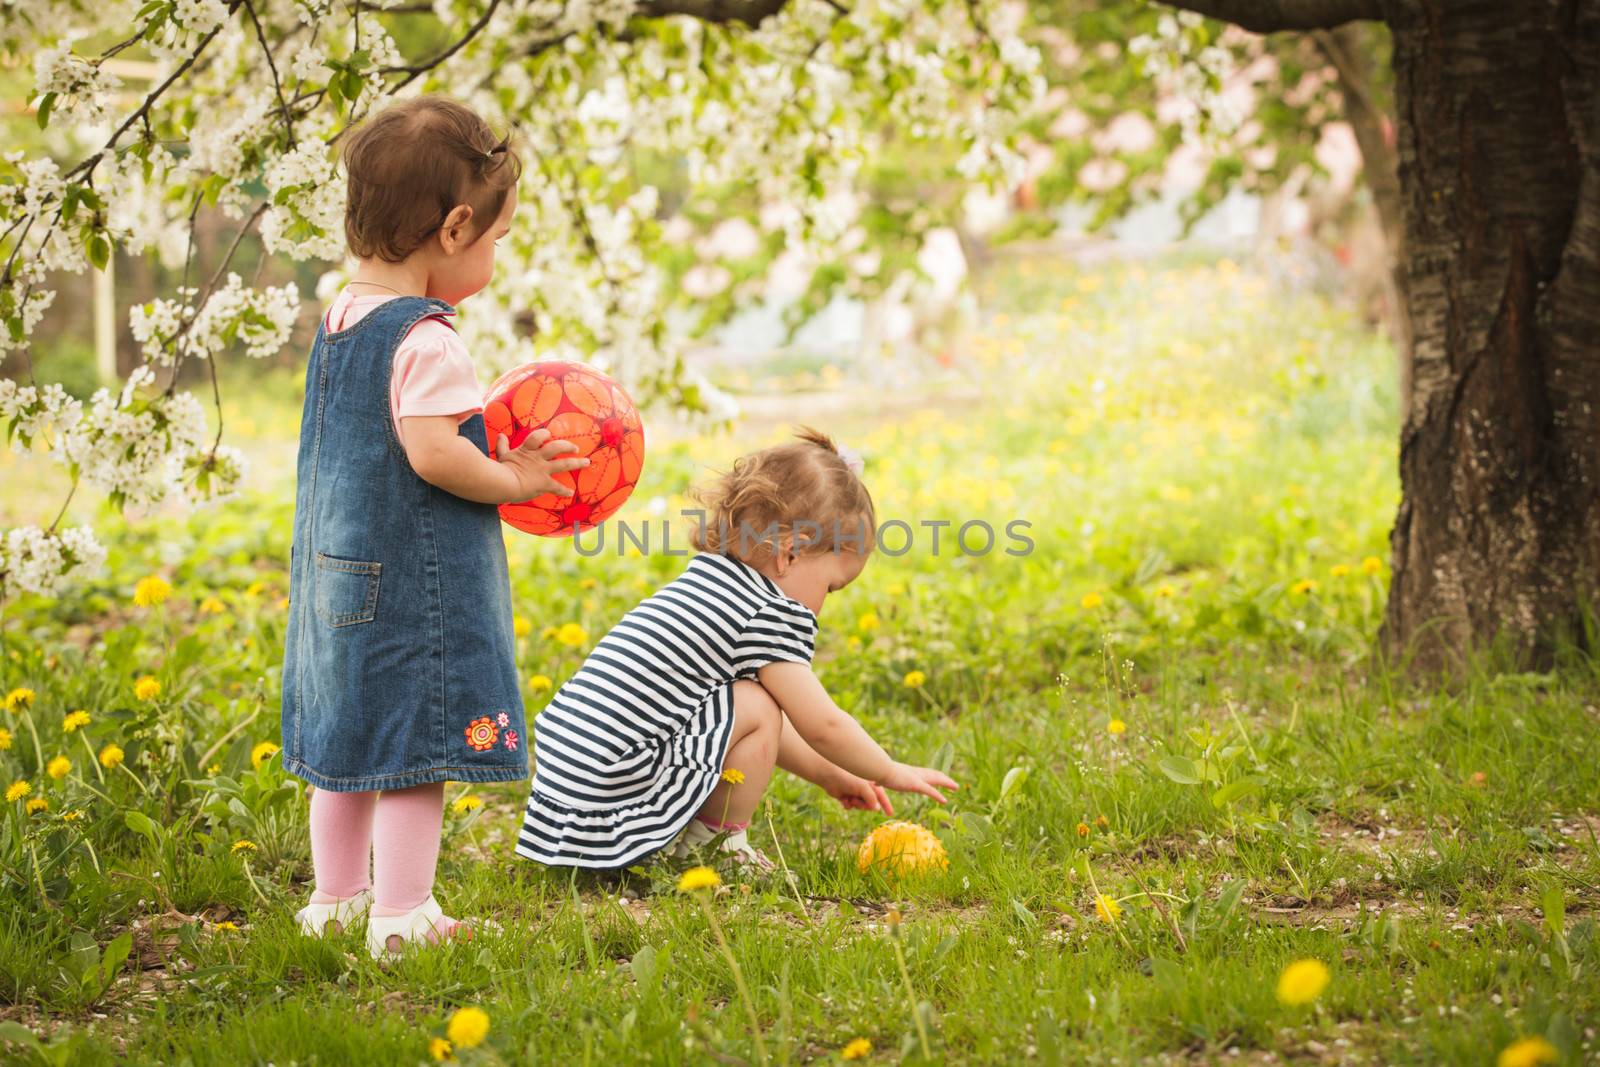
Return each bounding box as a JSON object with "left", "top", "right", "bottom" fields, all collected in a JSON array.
[{"left": 0, "top": 0, "right": 1044, "bottom": 600}]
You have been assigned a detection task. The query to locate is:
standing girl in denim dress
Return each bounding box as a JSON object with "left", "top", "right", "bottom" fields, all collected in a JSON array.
[{"left": 281, "top": 97, "right": 588, "bottom": 958}]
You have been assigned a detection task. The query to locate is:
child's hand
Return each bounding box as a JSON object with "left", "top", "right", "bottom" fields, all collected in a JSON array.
[
  {"left": 827, "top": 772, "right": 894, "bottom": 815},
  {"left": 494, "top": 427, "right": 590, "bottom": 502},
  {"left": 879, "top": 761, "right": 959, "bottom": 804}
]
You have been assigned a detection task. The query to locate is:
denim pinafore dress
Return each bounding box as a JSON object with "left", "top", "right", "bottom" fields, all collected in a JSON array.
[{"left": 281, "top": 295, "right": 527, "bottom": 792}]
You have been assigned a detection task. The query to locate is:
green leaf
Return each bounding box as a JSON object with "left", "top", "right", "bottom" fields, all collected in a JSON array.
[
  {"left": 36, "top": 92, "right": 57, "bottom": 129},
  {"left": 998, "top": 765, "right": 1029, "bottom": 805},
  {"left": 629, "top": 944, "right": 658, "bottom": 992},
  {"left": 1156, "top": 755, "right": 1201, "bottom": 785},
  {"left": 0, "top": 1020, "right": 44, "bottom": 1051},
  {"left": 1541, "top": 885, "right": 1566, "bottom": 939},
  {"left": 99, "top": 932, "right": 133, "bottom": 987},
  {"left": 124, "top": 810, "right": 159, "bottom": 843},
  {"left": 88, "top": 233, "right": 111, "bottom": 272},
  {"left": 1210, "top": 776, "right": 1263, "bottom": 808},
  {"left": 1215, "top": 879, "right": 1246, "bottom": 919},
  {"left": 1145, "top": 955, "right": 1184, "bottom": 993}
]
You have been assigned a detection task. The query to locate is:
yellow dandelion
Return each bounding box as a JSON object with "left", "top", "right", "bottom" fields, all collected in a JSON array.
[
  {"left": 1094, "top": 894, "right": 1122, "bottom": 923},
  {"left": 429, "top": 1036, "right": 456, "bottom": 1061},
  {"left": 1080, "top": 592, "right": 1103, "bottom": 610},
  {"left": 250, "top": 740, "right": 280, "bottom": 769},
  {"left": 1075, "top": 822, "right": 1090, "bottom": 837},
  {"left": 134, "top": 676, "right": 161, "bottom": 701},
  {"left": 902, "top": 670, "right": 926, "bottom": 689},
  {"left": 46, "top": 755, "right": 70, "bottom": 780},
  {"left": 1361, "top": 555, "right": 1383, "bottom": 575},
  {"left": 1329, "top": 564, "right": 1352, "bottom": 578},
  {"left": 1275, "top": 958, "right": 1330, "bottom": 1006},
  {"left": 245, "top": 580, "right": 266, "bottom": 597},
  {"left": 6, "top": 780, "right": 31, "bottom": 802},
  {"left": 528, "top": 674, "right": 553, "bottom": 692},
  {"left": 4, "top": 686, "right": 35, "bottom": 712},
  {"left": 62, "top": 809, "right": 83, "bottom": 822},
  {"left": 555, "top": 622, "right": 588, "bottom": 648},
  {"left": 1498, "top": 1036, "right": 1559, "bottom": 1067},
  {"left": 199, "top": 596, "right": 227, "bottom": 614},
  {"left": 1094, "top": 814, "right": 1109, "bottom": 828},
  {"left": 1290, "top": 579, "right": 1318, "bottom": 596},
  {"left": 579, "top": 577, "right": 597, "bottom": 590},
  {"left": 512, "top": 616, "right": 532, "bottom": 638},
  {"left": 25, "top": 796, "right": 48, "bottom": 815},
  {"left": 231, "top": 839, "right": 258, "bottom": 854},
  {"left": 857, "top": 611, "right": 880, "bottom": 633},
  {"left": 133, "top": 575, "right": 172, "bottom": 607},
  {"left": 445, "top": 1006, "right": 490, "bottom": 1049},
  {"left": 0, "top": 727, "right": 11, "bottom": 750},
  {"left": 676, "top": 866, "right": 721, "bottom": 893},
  {"left": 1155, "top": 584, "right": 1176, "bottom": 598},
  {"left": 842, "top": 1037, "right": 872, "bottom": 1060},
  {"left": 1107, "top": 718, "right": 1127, "bottom": 735},
  {"left": 451, "top": 794, "right": 484, "bottom": 815},
  {"left": 99, "top": 744, "right": 125, "bottom": 769},
  {"left": 62, "top": 710, "right": 91, "bottom": 732},
  {"left": 213, "top": 921, "right": 239, "bottom": 933},
  {"left": 721, "top": 768, "right": 746, "bottom": 786},
  {"left": 540, "top": 624, "right": 558, "bottom": 640}
]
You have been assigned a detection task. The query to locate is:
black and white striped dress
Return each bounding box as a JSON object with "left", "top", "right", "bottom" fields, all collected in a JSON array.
[{"left": 516, "top": 552, "right": 819, "bottom": 868}]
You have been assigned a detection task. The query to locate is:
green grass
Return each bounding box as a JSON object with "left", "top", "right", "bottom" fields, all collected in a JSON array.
[{"left": 1, "top": 255, "right": 1596, "bottom": 1065}]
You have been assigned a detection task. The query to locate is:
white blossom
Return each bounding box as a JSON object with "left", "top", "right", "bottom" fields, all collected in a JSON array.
[{"left": 0, "top": 524, "right": 108, "bottom": 599}]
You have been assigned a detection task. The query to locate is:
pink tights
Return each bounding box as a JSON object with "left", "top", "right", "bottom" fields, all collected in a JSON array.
[{"left": 309, "top": 783, "right": 444, "bottom": 910}]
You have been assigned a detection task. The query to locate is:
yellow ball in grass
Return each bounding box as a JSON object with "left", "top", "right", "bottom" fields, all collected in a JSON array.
[{"left": 855, "top": 820, "right": 948, "bottom": 877}]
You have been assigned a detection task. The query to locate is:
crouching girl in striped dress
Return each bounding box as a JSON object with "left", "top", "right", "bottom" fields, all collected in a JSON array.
[{"left": 516, "top": 427, "right": 958, "bottom": 869}]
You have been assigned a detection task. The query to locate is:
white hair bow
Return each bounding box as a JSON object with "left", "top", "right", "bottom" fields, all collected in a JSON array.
[{"left": 838, "top": 444, "right": 864, "bottom": 477}]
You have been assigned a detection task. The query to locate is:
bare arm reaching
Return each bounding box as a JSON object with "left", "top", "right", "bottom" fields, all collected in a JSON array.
[
  {"left": 400, "top": 418, "right": 589, "bottom": 505},
  {"left": 758, "top": 660, "right": 958, "bottom": 803}
]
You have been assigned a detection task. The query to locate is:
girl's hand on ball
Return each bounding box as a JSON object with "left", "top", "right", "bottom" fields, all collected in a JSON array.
[
  {"left": 880, "top": 761, "right": 960, "bottom": 804},
  {"left": 495, "top": 427, "right": 590, "bottom": 501},
  {"left": 829, "top": 773, "right": 894, "bottom": 815}
]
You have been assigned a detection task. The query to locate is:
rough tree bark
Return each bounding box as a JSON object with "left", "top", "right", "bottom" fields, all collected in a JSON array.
[
  {"left": 1381, "top": 0, "right": 1600, "bottom": 674},
  {"left": 1167, "top": 0, "right": 1600, "bottom": 675}
]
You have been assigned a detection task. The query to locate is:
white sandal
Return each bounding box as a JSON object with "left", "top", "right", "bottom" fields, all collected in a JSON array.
[
  {"left": 294, "top": 888, "right": 372, "bottom": 938},
  {"left": 365, "top": 895, "right": 472, "bottom": 959},
  {"left": 670, "top": 820, "right": 775, "bottom": 871}
]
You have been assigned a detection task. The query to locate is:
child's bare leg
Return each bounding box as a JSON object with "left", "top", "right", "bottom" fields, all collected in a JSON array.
[{"left": 695, "top": 679, "right": 781, "bottom": 827}]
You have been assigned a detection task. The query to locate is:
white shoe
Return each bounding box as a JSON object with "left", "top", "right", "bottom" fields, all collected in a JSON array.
[
  {"left": 669, "top": 820, "right": 775, "bottom": 871},
  {"left": 365, "top": 895, "right": 470, "bottom": 960},
  {"left": 294, "top": 889, "right": 372, "bottom": 938}
]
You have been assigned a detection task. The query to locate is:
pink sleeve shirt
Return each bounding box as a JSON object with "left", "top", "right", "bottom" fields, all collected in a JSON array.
[{"left": 323, "top": 290, "right": 484, "bottom": 441}]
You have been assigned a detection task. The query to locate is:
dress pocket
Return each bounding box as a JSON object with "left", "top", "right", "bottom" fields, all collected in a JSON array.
[{"left": 313, "top": 552, "right": 381, "bottom": 628}]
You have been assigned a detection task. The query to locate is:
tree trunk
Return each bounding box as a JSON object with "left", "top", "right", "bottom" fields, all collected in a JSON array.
[{"left": 1381, "top": 0, "right": 1600, "bottom": 673}]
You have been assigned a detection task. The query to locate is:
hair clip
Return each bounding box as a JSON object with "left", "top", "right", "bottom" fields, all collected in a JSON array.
[{"left": 838, "top": 445, "right": 865, "bottom": 477}]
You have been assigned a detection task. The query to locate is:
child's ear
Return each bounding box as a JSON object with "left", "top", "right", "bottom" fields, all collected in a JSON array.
[{"left": 439, "top": 204, "right": 475, "bottom": 251}]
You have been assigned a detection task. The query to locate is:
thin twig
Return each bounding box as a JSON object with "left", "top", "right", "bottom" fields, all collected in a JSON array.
[{"left": 243, "top": 0, "right": 297, "bottom": 146}]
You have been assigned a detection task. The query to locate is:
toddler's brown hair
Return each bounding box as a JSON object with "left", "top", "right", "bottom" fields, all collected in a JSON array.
[
  {"left": 689, "top": 427, "right": 876, "bottom": 565},
  {"left": 341, "top": 96, "right": 523, "bottom": 263}
]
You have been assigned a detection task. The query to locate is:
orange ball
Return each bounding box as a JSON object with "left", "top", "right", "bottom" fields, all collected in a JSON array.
[{"left": 481, "top": 361, "right": 645, "bottom": 537}]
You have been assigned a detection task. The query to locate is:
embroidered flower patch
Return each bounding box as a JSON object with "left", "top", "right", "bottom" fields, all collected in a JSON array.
[
  {"left": 464, "top": 716, "right": 498, "bottom": 751},
  {"left": 503, "top": 730, "right": 519, "bottom": 751},
  {"left": 496, "top": 712, "right": 510, "bottom": 728}
]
